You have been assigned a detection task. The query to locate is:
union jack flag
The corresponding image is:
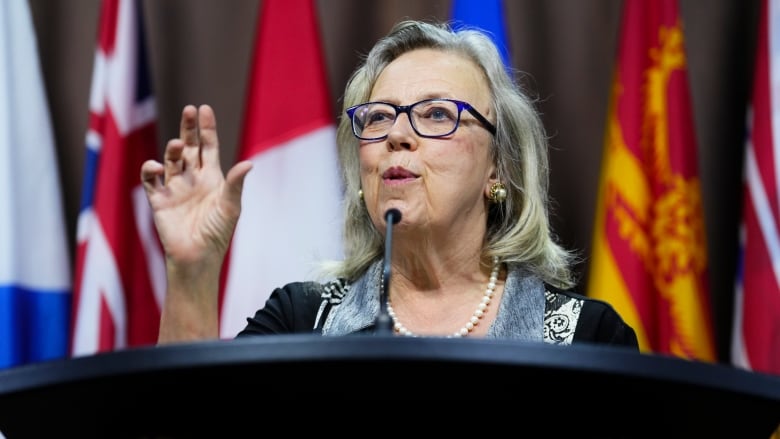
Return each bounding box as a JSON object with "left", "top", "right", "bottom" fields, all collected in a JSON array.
[{"left": 70, "top": 0, "right": 164, "bottom": 355}]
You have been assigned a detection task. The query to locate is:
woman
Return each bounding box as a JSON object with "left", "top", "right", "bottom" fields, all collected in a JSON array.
[{"left": 141, "top": 19, "right": 638, "bottom": 348}]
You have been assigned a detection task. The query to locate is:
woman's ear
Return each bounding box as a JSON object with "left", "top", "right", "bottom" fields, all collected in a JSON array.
[{"left": 485, "top": 167, "right": 499, "bottom": 200}]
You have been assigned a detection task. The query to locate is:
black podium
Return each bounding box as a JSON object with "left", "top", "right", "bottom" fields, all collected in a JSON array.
[{"left": 0, "top": 335, "right": 779, "bottom": 438}]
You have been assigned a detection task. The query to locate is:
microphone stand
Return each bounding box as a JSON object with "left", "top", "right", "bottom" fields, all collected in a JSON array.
[{"left": 375, "top": 208, "right": 401, "bottom": 335}]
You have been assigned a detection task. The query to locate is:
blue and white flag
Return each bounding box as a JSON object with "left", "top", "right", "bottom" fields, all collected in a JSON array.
[
  {"left": 451, "top": 0, "right": 511, "bottom": 67},
  {"left": 0, "top": 0, "right": 72, "bottom": 368}
]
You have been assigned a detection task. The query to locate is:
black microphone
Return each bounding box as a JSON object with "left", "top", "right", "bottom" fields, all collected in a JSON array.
[{"left": 375, "top": 208, "right": 401, "bottom": 335}]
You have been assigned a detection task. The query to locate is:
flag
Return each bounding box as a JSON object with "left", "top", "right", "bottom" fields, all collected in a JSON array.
[
  {"left": 70, "top": 0, "right": 164, "bottom": 355},
  {"left": 0, "top": 0, "right": 71, "bottom": 368},
  {"left": 586, "top": 0, "right": 716, "bottom": 361},
  {"left": 732, "top": 0, "right": 780, "bottom": 375},
  {"left": 450, "top": 0, "right": 511, "bottom": 67},
  {"left": 219, "top": 0, "right": 343, "bottom": 337}
]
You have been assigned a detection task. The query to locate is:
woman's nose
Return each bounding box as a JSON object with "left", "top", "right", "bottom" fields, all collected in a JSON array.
[{"left": 386, "top": 112, "right": 418, "bottom": 151}]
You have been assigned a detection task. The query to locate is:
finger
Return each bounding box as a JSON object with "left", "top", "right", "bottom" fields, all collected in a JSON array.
[
  {"left": 197, "top": 104, "right": 221, "bottom": 169},
  {"left": 162, "top": 139, "right": 185, "bottom": 183},
  {"left": 179, "top": 104, "right": 199, "bottom": 146},
  {"left": 179, "top": 105, "right": 202, "bottom": 169},
  {"left": 140, "top": 159, "right": 165, "bottom": 193}
]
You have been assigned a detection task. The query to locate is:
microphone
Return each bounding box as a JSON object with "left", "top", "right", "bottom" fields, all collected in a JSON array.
[{"left": 375, "top": 208, "right": 401, "bottom": 335}]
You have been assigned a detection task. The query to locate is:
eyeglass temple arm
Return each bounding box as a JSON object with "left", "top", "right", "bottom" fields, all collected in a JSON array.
[{"left": 465, "top": 106, "right": 497, "bottom": 135}]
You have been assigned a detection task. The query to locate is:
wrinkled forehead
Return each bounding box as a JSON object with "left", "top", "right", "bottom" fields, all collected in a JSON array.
[{"left": 369, "top": 48, "right": 491, "bottom": 110}]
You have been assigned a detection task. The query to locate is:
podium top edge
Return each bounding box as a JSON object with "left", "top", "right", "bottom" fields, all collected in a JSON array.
[{"left": 2, "top": 334, "right": 779, "bottom": 402}]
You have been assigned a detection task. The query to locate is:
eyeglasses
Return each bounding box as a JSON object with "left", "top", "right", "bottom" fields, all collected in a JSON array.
[{"left": 345, "top": 98, "right": 497, "bottom": 140}]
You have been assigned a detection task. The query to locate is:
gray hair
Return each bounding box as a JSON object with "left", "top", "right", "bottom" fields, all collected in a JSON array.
[{"left": 323, "top": 19, "right": 577, "bottom": 289}]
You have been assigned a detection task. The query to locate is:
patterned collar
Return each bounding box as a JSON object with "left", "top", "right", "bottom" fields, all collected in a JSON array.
[{"left": 321, "top": 259, "right": 547, "bottom": 341}]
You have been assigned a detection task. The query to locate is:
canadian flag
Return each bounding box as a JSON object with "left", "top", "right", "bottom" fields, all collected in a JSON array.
[{"left": 219, "top": 0, "right": 343, "bottom": 337}]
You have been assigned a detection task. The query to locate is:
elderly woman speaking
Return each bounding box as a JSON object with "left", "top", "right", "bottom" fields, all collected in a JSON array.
[{"left": 141, "top": 19, "right": 637, "bottom": 348}]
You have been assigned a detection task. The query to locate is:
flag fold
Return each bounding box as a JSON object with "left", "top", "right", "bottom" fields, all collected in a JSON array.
[
  {"left": 732, "top": 0, "right": 780, "bottom": 375},
  {"left": 0, "top": 0, "right": 72, "bottom": 368},
  {"left": 71, "top": 0, "right": 164, "bottom": 356},
  {"left": 219, "top": 0, "right": 343, "bottom": 337},
  {"left": 587, "top": 0, "right": 716, "bottom": 361}
]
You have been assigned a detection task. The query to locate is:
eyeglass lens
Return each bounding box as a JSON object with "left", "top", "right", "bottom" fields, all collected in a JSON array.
[{"left": 352, "top": 99, "right": 461, "bottom": 139}]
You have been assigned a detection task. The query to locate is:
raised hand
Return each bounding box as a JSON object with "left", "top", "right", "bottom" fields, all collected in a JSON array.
[
  {"left": 140, "top": 104, "right": 252, "bottom": 341},
  {"left": 141, "top": 104, "right": 252, "bottom": 268}
]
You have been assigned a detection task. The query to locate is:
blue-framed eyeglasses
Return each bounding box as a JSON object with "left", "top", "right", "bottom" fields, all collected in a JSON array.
[{"left": 345, "top": 98, "right": 497, "bottom": 140}]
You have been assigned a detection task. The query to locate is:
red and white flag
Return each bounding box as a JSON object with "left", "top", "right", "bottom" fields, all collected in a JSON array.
[
  {"left": 70, "top": 0, "right": 164, "bottom": 355},
  {"left": 219, "top": 0, "right": 343, "bottom": 337},
  {"left": 732, "top": 0, "right": 780, "bottom": 375}
]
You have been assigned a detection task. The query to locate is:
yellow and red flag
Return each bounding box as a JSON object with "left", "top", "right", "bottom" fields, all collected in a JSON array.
[{"left": 587, "top": 0, "right": 716, "bottom": 361}]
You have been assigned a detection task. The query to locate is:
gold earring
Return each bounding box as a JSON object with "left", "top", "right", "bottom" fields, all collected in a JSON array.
[
  {"left": 489, "top": 182, "right": 507, "bottom": 203},
  {"left": 358, "top": 188, "right": 363, "bottom": 199}
]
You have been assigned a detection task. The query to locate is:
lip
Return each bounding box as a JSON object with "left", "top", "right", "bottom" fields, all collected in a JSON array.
[{"left": 382, "top": 166, "right": 419, "bottom": 184}]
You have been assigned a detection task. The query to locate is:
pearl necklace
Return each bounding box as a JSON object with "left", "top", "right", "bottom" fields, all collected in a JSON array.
[{"left": 385, "top": 256, "right": 501, "bottom": 338}]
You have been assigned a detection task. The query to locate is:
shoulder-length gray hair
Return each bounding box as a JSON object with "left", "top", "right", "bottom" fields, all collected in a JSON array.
[{"left": 323, "top": 19, "right": 577, "bottom": 289}]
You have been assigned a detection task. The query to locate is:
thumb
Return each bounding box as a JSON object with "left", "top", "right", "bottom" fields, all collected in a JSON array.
[{"left": 224, "top": 160, "right": 253, "bottom": 207}]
